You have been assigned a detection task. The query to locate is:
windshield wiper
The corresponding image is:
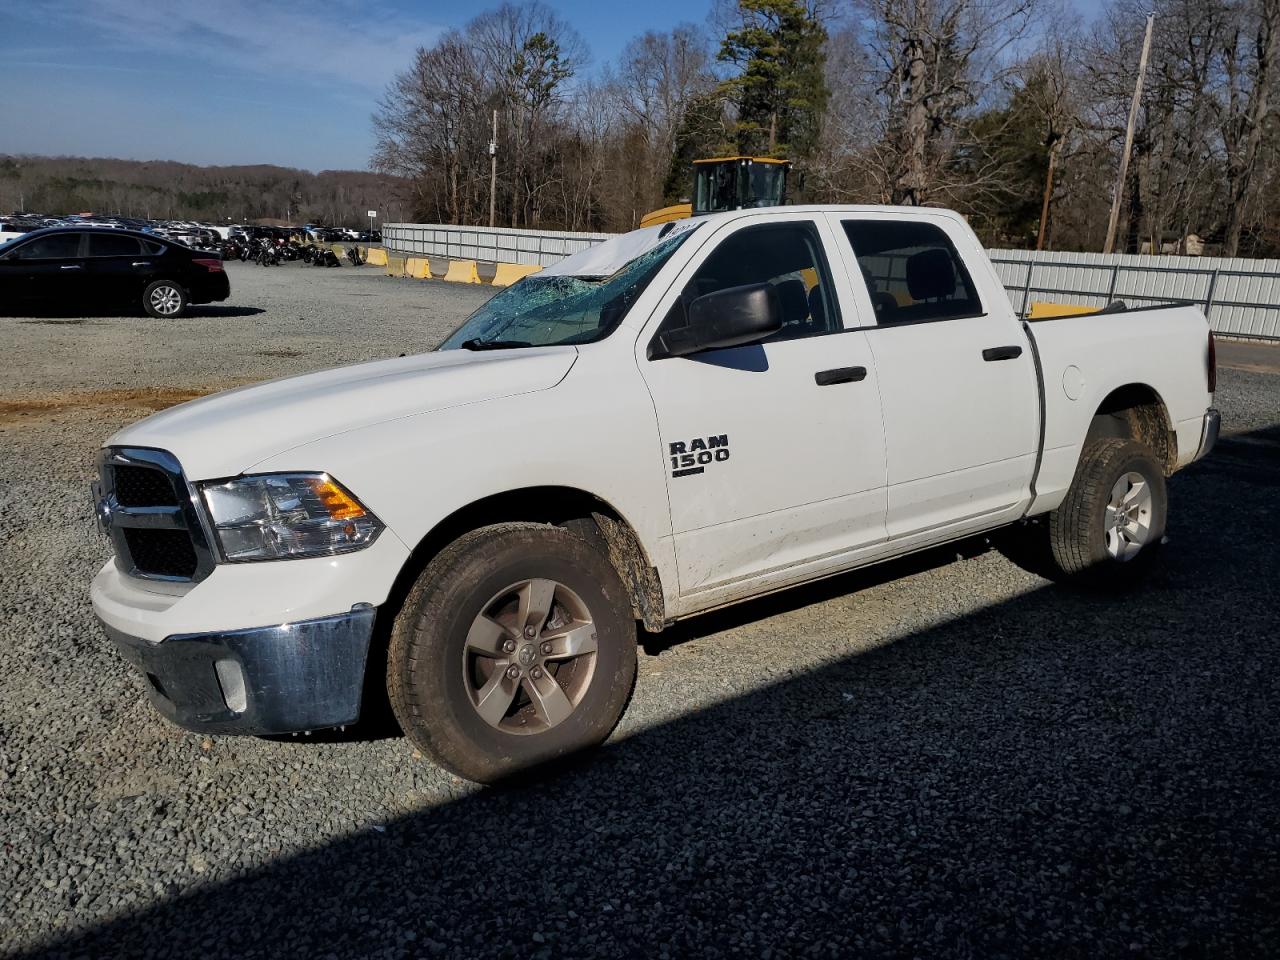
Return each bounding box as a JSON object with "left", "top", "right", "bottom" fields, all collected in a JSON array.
[{"left": 459, "top": 338, "right": 533, "bottom": 351}]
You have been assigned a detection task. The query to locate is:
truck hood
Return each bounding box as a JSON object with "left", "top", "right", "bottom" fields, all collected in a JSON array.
[{"left": 107, "top": 346, "right": 578, "bottom": 480}]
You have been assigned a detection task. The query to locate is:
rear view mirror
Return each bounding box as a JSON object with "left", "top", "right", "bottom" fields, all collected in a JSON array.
[{"left": 653, "top": 283, "right": 783, "bottom": 358}]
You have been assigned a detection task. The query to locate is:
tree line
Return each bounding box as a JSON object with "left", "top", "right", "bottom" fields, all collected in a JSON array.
[
  {"left": 373, "top": 0, "right": 1280, "bottom": 257},
  {"left": 0, "top": 155, "right": 407, "bottom": 228}
]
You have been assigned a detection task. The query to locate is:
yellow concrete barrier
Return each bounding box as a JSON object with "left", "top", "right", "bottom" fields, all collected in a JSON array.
[
  {"left": 443, "top": 259, "right": 480, "bottom": 284},
  {"left": 491, "top": 263, "right": 542, "bottom": 287},
  {"left": 383, "top": 254, "right": 527, "bottom": 284}
]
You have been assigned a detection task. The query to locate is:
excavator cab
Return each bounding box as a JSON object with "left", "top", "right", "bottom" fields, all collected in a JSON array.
[
  {"left": 639, "top": 157, "right": 791, "bottom": 228},
  {"left": 692, "top": 157, "right": 789, "bottom": 215}
]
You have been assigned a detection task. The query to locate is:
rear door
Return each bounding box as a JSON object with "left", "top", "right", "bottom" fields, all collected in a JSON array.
[
  {"left": 637, "top": 214, "right": 888, "bottom": 599},
  {"left": 4, "top": 232, "right": 86, "bottom": 306},
  {"left": 825, "top": 213, "right": 1039, "bottom": 540},
  {"left": 84, "top": 232, "right": 154, "bottom": 305}
]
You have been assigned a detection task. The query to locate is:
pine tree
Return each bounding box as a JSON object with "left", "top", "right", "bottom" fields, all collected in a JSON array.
[{"left": 717, "top": 0, "right": 829, "bottom": 162}]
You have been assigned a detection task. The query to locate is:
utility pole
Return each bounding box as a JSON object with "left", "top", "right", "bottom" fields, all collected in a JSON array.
[
  {"left": 488, "top": 109, "right": 498, "bottom": 228},
  {"left": 1036, "top": 138, "right": 1060, "bottom": 251},
  {"left": 1103, "top": 12, "right": 1155, "bottom": 255}
]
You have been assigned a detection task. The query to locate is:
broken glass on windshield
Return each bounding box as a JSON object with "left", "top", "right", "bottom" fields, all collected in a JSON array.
[{"left": 440, "top": 227, "right": 698, "bottom": 350}]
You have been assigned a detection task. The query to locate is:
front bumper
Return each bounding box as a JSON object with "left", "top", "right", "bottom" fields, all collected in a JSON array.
[{"left": 100, "top": 606, "right": 376, "bottom": 735}]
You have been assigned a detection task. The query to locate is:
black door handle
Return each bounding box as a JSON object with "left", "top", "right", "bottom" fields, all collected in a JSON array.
[
  {"left": 982, "top": 345, "right": 1023, "bottom": 361},
  {"left": 814, "top": 366, "right": 867, "bottom": 386}
]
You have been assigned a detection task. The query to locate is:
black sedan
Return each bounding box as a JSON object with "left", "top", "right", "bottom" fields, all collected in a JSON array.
[{"left": 0, "top": 227, "right": 231, "bottom": 318}]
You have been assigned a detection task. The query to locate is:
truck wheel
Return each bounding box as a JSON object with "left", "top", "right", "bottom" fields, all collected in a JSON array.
[
  {"left": 387, "top": 523, "right": 637, "bottom": 783},
  {"left": 1048, "top": 438, "right": 1167, "bottom": 585},
  {"left": 143, "top": 280, "right": 188, "bottom": 318}
]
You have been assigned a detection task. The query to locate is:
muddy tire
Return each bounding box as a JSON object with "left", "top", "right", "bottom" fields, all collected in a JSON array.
[
  {"left": 387, "top": 522, "right": 637, "bottom": 783},
  {"left": 1047, "top": 438, "right": 1167, "bottom": 586}
]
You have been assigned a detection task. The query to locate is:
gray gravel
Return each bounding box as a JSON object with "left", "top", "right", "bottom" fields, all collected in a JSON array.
[{"left": 1, "top": 263, "right": 1278, "bottom": 958}]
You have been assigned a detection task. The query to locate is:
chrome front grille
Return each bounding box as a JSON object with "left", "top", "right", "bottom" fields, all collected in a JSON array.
[{"left": 96, "top": 448, "right": 217, "bottom": 582}]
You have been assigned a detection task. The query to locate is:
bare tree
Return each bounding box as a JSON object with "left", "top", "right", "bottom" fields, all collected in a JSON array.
[
  {"left": 1019, "top": 31, "right": 1081, "bottom": 248},
  {"left": 607, "top": 25, "right": 716, "bottom": 223},
  {"left": 372, "top": 32, "right": 489, "bottom": 223},
  {"left": 1219, "top": 0, "right": 1280, "bottom": 254},
  {"left": 1083, "top": 0, "right": 1280, "bottom": 255},
  {"left": 471, "top": 3, "right": 585, "bottom": 226},
  {"left": 851, "top": 0, "right": 1043, "bottom": 205}
]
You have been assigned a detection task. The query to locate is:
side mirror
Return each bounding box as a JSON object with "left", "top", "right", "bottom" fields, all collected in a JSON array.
[{"left": 653, "top": 283, "right": 783, "bottom": 358}]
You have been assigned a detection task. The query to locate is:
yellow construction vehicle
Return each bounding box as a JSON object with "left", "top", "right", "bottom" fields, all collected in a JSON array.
[{"left": 639, "top": 156, "right": 791, "bottom": 228}]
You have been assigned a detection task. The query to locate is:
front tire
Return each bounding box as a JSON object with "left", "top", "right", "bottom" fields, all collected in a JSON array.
[
  {"left": 1047, "top": 437, "right": 1167, "bottom": 586},
  {"left": 143, "top": 280, "right": 188, "bottom": 318},
  {"left": 388, "top": 523, "right": 637, "bottom": 783}
]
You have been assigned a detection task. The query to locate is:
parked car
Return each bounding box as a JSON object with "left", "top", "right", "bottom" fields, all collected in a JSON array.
[
  {"left": 90, "top": 205, "right": 1218, "bottom": 782},
  {"left": 0, "top": 226, "right": 230, "bottom": 317},
  {"left": 0, "top": 218, "right": 43, "bottom": 244}
]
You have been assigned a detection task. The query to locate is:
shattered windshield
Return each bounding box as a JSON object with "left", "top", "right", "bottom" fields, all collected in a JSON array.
[{"left": 439, "top": 229, "right": 696, "bottom": 350}]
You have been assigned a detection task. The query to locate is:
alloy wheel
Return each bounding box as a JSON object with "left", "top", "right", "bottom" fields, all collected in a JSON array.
[
  {"left": 1104, "top": 470, "right": 1154, "bottom": 561},
  {"left": 149, "top": 285, "right": 182, "bottom": 316},
  {"left": 462, "top": 578, "right": 598, "bottom": 734}
]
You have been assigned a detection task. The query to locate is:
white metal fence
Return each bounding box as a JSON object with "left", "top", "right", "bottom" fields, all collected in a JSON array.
[
  {"left": 384, "top": 223, "right": 1280, "bottom": 340},
  {"left": 383, "top": 223, "right": 612, "bottom": 267},
  {"left": 989, "top": 249, "right": 1280, "bottom": 340}
]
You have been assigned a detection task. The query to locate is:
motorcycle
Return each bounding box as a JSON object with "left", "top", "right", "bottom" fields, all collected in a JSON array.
[
  {"left": 254, "top": 240, "right": 281, "bottom": 266},
  {"left": 221, "top": 239, "right": 249, "bottom": 262}
]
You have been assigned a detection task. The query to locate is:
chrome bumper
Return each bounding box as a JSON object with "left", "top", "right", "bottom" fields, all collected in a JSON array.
[
  {"left": 100, "top": 606, "right": 376, "bottom": 735},
  {"left": 1196, "top": 408, "right": 1221, "bottom": 462}
]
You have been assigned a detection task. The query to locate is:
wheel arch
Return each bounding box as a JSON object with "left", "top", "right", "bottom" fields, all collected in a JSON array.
[
  {"left": 385, "top": 486, "right": 666, "bottom": 635},
  {"left": 1085, "top": 382, "right": 1177, "bottom": 475}
]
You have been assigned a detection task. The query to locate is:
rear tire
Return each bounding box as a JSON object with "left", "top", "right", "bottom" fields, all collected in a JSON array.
[
  {"left": 143, "top": 280, "right": 188, "bottom": 318},
  {"left": 1047, "top": 438, "right": 1167, "bottom": 586},
  {"left": 388, "top": 523, "right": 637, "bottom": 783}
]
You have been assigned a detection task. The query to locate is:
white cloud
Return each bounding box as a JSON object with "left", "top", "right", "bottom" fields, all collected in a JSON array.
[{"left": 27, "top": 0, "right": 443, "bottom": 94}]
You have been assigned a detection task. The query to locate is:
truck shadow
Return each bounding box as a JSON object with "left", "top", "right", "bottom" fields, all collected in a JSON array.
[{"left": 22, "top": 428, "right": 1280, "bottom": 959}]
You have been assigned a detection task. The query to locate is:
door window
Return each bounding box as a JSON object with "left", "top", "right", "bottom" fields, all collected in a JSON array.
[
  {"left": 13, "top": 233, "right": 81, "bottom": 260},
  {"left": 658, "top": 221, "right": 840, "bottom": 347},
  {"left": 841, "top": 220, "right": 982, "bottom": 325},
  {"left": 88, "top": 233, "right": 143, "bottom": 257}
]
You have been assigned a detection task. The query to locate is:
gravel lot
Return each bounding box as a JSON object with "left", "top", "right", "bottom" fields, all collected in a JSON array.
[{"left": 2, "top": 262, "right": 1278, "bottom": 958}]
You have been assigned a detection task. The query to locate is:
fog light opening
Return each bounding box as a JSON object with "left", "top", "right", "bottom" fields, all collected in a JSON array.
[{"left": 214, "top": 659, "right": 248, "bottom": 714}]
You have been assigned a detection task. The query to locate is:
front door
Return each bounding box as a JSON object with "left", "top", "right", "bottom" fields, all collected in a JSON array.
[
  {"left": 5, "top": 232, "right": 86, "bottom": 307},
  {"left": 638, "top": 215, "right": 888, "bottom": 598}
]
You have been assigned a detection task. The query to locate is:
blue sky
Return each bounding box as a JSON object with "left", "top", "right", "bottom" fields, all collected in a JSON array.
[{"left": 1, "top": 0, "right": 1103, "bottom": 172}]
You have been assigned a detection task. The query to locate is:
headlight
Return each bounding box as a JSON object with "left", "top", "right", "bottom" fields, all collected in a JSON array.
[{"left": 199, "top": 473, "right": 382, "bottom": 561}]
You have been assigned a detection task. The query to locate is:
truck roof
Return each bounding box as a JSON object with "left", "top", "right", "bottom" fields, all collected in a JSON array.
[{"left": 541, "top": 205, "right": 970, "bottom": 279}]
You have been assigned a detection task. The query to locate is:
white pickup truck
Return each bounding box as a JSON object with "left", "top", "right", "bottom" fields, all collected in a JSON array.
[{"left": 91, "top": 206, "right": 1219, "bottom": 782}]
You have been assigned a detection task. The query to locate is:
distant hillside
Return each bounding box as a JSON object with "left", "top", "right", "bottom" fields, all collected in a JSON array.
[{"left": 0, "top": 155, "right": 410, "bottom": 227}]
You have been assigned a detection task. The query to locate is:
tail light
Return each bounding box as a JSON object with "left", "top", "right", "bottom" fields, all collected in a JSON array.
[
  {"left": 192, "top": 258, "right": 224, "bottom": 273},
  {"left": 1207, "top": 330, "right": 1217, "bottom": 393}
]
